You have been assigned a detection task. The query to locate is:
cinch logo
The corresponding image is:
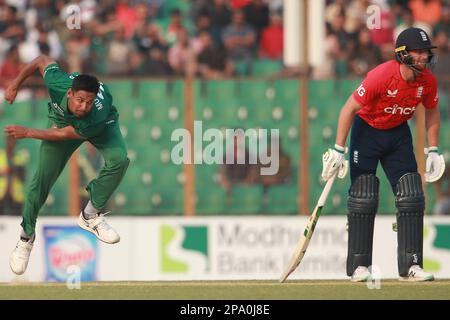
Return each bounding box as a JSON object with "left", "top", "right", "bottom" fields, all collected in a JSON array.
[
  {"left": 160, "top": 224, "right": 209, "bottom": 273},
  {"left": 384, "top": 104, "right": 416, "bottom": 115}
]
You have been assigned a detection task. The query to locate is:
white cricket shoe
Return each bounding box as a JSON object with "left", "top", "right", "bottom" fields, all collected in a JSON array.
[
  {"left": 10, "top": 234, "right": 35, "bottom": 275},
  {"left": 399, "top": 265, "right": 434, "bottom": 282},
  {"left": 351, "top": 266, "right": 371, "bottom": 282},
  {"left": 78, "top": 211, "right": 120, "bottom": 244}
]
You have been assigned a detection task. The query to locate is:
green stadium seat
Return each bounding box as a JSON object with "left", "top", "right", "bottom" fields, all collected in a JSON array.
[
  {"left": 252, "top": 60, "right": 283, "bottom": 77},
  {"left": 270, "top": 79, "right": 299, "bottom": 102},
  {"left": 238, "top": 80, "right": 271, "bottom": 102},
  {"left": 138, "top": 81, "right": 174, "bottom": 104},
  {"left": 196, "top": 164, "right": 219, "bottom": 187},
  {"left": 125, "top": 186, "right": 153, "bottom": 215},
  {"left": 199, "top": 80, "right": 238, "bottom": 101},
  {"left": 227, "top": 185, "right": 264, "bottom": 214},
  {"left": 152, "top": 187, "right": 184, "bottom": 215},
  {"left": 265, "top": 184, "right": 298, "bottom": 214},
  {"left": 106, "top": 80, "right": 134, "bottom": 104},
  {"left": 196, "top": 186, "right": 226, "bottom": 215}
]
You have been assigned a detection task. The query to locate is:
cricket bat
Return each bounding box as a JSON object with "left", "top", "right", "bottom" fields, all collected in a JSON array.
[{"left": 279, "top": 173, "right": 338, "bottom": 283}]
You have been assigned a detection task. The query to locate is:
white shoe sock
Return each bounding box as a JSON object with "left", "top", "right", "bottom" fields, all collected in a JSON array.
[
  {"left": 20, "top": 228, "right": 35, "bottom": 243},
  {"left": 83, "top": 201, "right": 99, "bottom": 220}
]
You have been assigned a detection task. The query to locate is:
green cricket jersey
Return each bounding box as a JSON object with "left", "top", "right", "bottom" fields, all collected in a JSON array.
[{"left": 43, "top": 64, "right": 118, "bottom": 139}]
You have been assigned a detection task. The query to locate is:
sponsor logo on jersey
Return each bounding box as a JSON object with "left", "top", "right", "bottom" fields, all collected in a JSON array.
[
  {"left": 387, "top": 89, "right": 398, "bottom": 98},
  {"left": 94, "top": 98, "right": 103, "bottom": 111},
  {"left": 51, "top": 102, "right": 65, "bottom": 115},
  {"left": 384, "top": 104, "right": 416, "bottom": 115},
  {"left": 357, "top": 84, "right": 366, "bottom": 97}
]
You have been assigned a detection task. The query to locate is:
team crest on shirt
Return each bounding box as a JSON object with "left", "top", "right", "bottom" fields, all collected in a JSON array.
[
  {"left": 416, "top": 86, "right": 424, "bottom": 98},
  {"left": 387, "top": 89, "right": 398, "bottom": 98}
]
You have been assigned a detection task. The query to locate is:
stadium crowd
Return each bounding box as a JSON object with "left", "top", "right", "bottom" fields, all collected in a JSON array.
[{"left": 0, "top": 0, "right": 448, "bottom": 82}]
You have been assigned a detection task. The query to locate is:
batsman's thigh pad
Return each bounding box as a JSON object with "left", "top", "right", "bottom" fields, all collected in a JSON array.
[
  {"left": 347, "top": 174, "right": 379, "bottom": 276},
  {"left": 395, "top": 172, "right": 424, "bottom": 277}
]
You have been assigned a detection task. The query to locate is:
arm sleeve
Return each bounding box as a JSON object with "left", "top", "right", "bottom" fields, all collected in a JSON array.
[
  {"left": 422, "top": 76, "right": 439, "bottom": 109},
  {"left": 352, "top": 70, "right": 382, "bottom": 106}
]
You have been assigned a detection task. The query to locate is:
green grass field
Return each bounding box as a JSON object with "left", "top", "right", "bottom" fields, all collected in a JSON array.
[{"left": 1, "top": 280, "right": 450, "bottom": 300}]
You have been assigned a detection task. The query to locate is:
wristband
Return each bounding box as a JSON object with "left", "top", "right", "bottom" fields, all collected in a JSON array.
[{"left": 334, "top": 144, "right": 345, "bottom": 153}]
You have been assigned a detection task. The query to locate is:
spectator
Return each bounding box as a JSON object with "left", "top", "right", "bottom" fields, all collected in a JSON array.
[
  {"left": 222, "top": 10, "right": 256, "bottom": 75},
  {"left": 259, "top": 12, "right": 283, "bottom": 60},
  {"left": 433, "top": 5, "right": 450, "bottom": 37},
  {"left": 207, "top": 0, "right": 232, "bottom": 47},
  {"left": 0, "top": 5, "right": 25, "bottom": 47},
  {"left": 369, "top": 9, "right": 395, "bottom": 46},
  {"left": 0, "top": 135, "right": 27, "bottom": 216},
  {"left": 132, "top": 2, "right": 152, "bottom": 37},
  {"left": 230, "top": 0, "right": 252, "bottom": 10},
  {"left": 433, "top": 29, "right": 450, "bottom": 118},
  {"left": 243, "top": 0, "right": 269, "bottom": 42},
  {"left": 132, "top": 23, "right": 171, "bottom": 76},
  {"left": 313, "top": 25, "right": 340, "bottom": 79},
  {"left": 349, "top": 28, "right": 383, "bottom": 76},
  {"left": 394, "top": 7, "right": 432, "bottom": 41},
  {"left": 22, "top": 22, "right": 62, "bottom": 62},
  {"left": 191, "top": 12, "right": 213, "bottom": 53},
  {"left": 116, "top": 0, "right": 139, "bottom": 38},
  {"left": 196, "top": 31, "right": 234, "bottom": 79},
  {"left": 165, "top": 9, "right": 185, "bottom": 47},
  {"left": 344, "top": 0, "right": 369, "bottom": 34},
  {"left": 409, "top": 0, "right": 442, "bottom": 27},
  {"left": 328, "top": 10, "right": 356, "bottom": 76},
  {"left": 24, "top": 0, "right": 55, "bottom": 32},
  {"left": 268, "top": 0, "right": 283, "bottom": 14},
  {"left": 433, "top": 29, "right": 450, "bottom": 81},
  {"left": 0, "top": 42, "right": 36, "bottom": 102},
  {"left": 0, "top": 45, "right": 21, "bottom": 89},
  {"left": 168, "top": 28, "right": 196, "bottom": 76},
  {"left": 130, "top": 0, "right": 164, "bottom": 19},
  {"left": 218, "top": 131, "right": 259, "bottom": 193},
  {"left": 105, "top": 25, "right": 135, "bottom": 76}
]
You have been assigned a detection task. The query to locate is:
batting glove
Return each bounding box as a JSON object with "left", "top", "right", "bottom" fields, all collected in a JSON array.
[
  {"left": 424, "top": 146, "right": 445, "bottom": 183},
  {"left": 322, "top": 144, "right": 348, "bottom": 181}
]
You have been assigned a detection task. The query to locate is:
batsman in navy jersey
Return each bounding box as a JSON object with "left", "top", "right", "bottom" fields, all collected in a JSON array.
[{"left": 321, "top": 28, "right": 445, "bottom": 281}]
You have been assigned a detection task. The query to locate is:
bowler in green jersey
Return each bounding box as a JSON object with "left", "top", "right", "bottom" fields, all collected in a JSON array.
[{"left": 4, "top": 55, "right": 129, "bottom": 275}]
